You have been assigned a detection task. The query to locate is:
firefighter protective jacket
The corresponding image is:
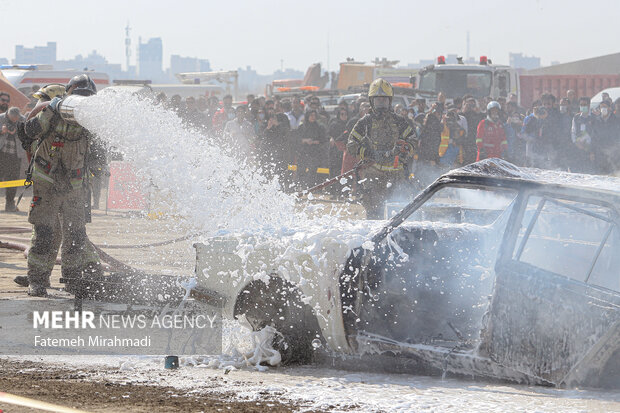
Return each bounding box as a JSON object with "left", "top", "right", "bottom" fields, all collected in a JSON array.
[{"left": 346, "top": 111, "right": 415, "bottom": 172}]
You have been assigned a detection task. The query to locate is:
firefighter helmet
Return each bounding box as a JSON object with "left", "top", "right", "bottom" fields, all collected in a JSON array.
[
  {"left": 66, "top": 74, "right": 97, "bottom": 96},
  {"left": 368, "top": 78, "right": 393, "bottom": 114},
  {"left": 32, "top": 84, "right": 66, "bottom": 101},
  {"left": 368, "top": 78, "right": 394, "bottom": 98}
]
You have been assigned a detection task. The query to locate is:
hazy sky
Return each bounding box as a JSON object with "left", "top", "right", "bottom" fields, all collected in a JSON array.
[{"left": 1, "top": 0, "right": 618, "bottom": 74}]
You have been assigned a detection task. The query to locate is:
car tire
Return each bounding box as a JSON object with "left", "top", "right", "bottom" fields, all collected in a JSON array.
[{"left": 235, "top": 277, "right": 321, "bottom": 364}]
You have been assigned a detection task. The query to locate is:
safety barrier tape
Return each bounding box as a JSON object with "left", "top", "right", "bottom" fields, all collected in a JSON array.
[
  {"left": 0, "top": 179, "right": 26, "bottom": 188},
  {"left": 287, "top": 165, "right": 330, "bottom": 174}
]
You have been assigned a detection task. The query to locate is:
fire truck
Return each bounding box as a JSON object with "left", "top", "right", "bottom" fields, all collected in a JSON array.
[
  {"left": 414, "top": 56, "right": 519, "bottom": 104},
  {"left": 0, "top": 65, "right": 111, "bottom": 96}
]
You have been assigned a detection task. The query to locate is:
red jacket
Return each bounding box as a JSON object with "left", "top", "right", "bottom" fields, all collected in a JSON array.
[{"left": 476, "top": 118, "right": 507, "bottom": 161}]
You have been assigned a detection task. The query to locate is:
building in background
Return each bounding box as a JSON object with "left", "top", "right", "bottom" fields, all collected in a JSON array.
[
  {"left": 170, "top": 55, "right": 211, "bottom": 76},
  {"left": 137, "top": 37, "right": 164, "bottom": 81},
  {"left": 509, "top": 53, "right": 541, "bottom": 70},
  {"left": 54, "top": 50, "right": 125, "bottom": 81},
  {"left": 14, "top": 42, "right": 57, "bottom": 64}
]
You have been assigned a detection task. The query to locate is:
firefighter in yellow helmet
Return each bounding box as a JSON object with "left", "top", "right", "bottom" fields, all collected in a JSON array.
[
  {"left": 15, "top": 75, "right": 103, "bottom": 296},
  {"left": 346, "top": 78, "right": 416, "bottom": 219}
]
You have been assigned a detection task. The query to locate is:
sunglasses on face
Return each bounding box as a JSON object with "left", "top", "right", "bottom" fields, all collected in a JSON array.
[{"left": 0, "top": 99, "right": 9, "bottom": 103}]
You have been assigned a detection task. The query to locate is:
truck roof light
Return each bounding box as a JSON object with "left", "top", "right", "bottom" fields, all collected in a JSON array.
[
  {"left": 480, "top": 56, "right": 488, "bottom": 65},
  {"left": 437, "top": 56, "right": 446, "bottom": 65}
]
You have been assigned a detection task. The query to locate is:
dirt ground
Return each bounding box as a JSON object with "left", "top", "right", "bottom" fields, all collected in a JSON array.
[{"left": 0, "top": 360, "right": 300, "bottom": 413}]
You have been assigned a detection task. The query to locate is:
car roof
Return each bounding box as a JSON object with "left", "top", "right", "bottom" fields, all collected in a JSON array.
[{"left": 445, "top": 159, "right": 620, "bottom": 196}]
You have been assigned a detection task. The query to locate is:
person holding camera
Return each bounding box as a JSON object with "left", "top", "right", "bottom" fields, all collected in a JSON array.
[{"left": 0, "top": 106, "right": 24, "bottom": 212}]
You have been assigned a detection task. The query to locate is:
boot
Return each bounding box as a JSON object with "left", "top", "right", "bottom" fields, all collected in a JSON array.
[
  {"left": 14, "top": 276, "right": 50, "bottom": 288},
  {"left": 4, "top": 201, "right": 18, "bottom": 212},
  {"left": 28, "top": 284, "right": 48, "bottom": 297}
]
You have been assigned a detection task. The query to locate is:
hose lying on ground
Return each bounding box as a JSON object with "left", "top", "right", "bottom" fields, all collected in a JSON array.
[{"left": 0, "top": 226, "right": 201, "bottom": 273}]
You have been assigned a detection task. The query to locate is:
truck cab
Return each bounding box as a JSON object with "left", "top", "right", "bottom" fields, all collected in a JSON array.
[{"left": 415, "top": 56, "right": 520, "bottom": 105}]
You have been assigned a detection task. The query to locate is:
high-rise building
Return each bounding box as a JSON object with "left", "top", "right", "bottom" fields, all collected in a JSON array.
[
  {"left": 137, "top": 37, "right": 163, "bottom": 80},
  {"left": 509, "top": 53, "right": 540, "bottom": 70},
  {"left": 170, "top": 55, "right": 211, "bottom": 75},
  {"left": 14, "top": 42, "right": 57, "bottom": 64}
]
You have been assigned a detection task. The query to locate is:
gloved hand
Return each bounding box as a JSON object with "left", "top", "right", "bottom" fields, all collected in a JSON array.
[
  {"left": 48, "top": 96, "right": 62, "bottom": 113},
  {"left": 392, "top": 139, "right": 413, "bottom": 157},
  {"left": 359, "top": 138, "right": 377, "bottom": 161},
  {"left": 16, "top": 121, "right": 33, "bottom": 149}
]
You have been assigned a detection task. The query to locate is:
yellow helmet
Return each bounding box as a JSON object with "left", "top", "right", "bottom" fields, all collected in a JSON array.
[
  {"left": 368, "top": 78, "right": 394, "bottom": 98},
  {"left": 32, "top": 84, "right": 66, "bottom": 101}
]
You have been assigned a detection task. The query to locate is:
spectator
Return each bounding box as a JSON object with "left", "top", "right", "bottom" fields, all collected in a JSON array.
[
  {"left": 327, "top": 108, "right": 349, "bottom": 182},
  {"left": 556, "top": 97, "right": 574, "bottom": 170},
  {"left": 505, "top": 101, "right": 525, "bottom": 164},
  {"left": 253, "top": 107, "right": 266, "bottom": 134},
  {"left": 476, "top": 101, "right": 507, "bottom": 161},
  {"left": 0, "top": 92, "right": 10, "bottom": 114},
  {"left": 223, "top": 105, "right": 255, "bottom": 160},
  {"left": 508, "top": 93, "right": 525, "bottom": 115},
  {"left": 182, "top": 97, "right": 207, "bottom": 129},
  {"left": 0, "top": 107, "right": 24, "bottom": 211},
  {"left": 418, "top": 103, "right": 444, "bottom": 165},
  {"left": 459, "top": 97, "right": 484, "bottom": 164},
  {"left": 413, "top": 98, "right": 426, "bottom": 116},
  {"left": 155, "top": 92, "right": 167, "bottom": 106},
  {"left": 566, "top": 89, "right": 579, "bottom": 114},
  {"left": 258, "top": 111, "right": 290, "bottom": 181},
  {"left": 286, "top": 97, "right": 304, "bottom": 130},
  {"left": 308, "top": 96, "right": 330, "bottom": 127},
  {"left": 438, "top": 109, "right": 467, "bottom": 167},
  {"left": 592, "top": 100, "right": 620, "bottom": 174},
  {"left": 246, "top": 94, "right": 255, "bottom": 106},
  {"left": 296, "top": 109, "right": 327, "bottom": 188},
  {"left": 538, "top": 93, "right": 562, "bottom": 168},
  {"left": 204, "top": 96, "right": 220, "bottom": 133},
  {"left": 571, "top": 97, "right": 596, "bottom": 173},
  {"left": 521, "top": 106, "right": 547, "bottom": 167},
  {"left": 212, "top": 94, "right": 236, "bottom": 135},
  {"left": 168, "top": 94, "right": 184, "bottom": 114}
]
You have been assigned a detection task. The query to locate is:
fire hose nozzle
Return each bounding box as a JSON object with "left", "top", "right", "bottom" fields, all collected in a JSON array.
[{"left": 57, "top": 94, "right": 89, "bottom": 125}]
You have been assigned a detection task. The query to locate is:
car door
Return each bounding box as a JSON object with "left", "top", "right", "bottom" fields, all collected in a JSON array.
[{"left": 481, "top": 191, "right": 620, "bottom": 386}]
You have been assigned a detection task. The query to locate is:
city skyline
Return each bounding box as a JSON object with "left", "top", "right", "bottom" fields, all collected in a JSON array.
[{"left": 0, "top": 0, "right": 618, "bottom": 75}]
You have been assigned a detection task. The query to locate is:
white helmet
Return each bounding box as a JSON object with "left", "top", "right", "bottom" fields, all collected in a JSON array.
[{"left": 487, "top": 101, "right": 501, "bottom": 112}]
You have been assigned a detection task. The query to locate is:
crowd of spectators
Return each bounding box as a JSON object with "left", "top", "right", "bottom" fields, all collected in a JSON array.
[
  {"left": 160, "top": 92, "right": 374, "bottom": 191},
  {"left": 0, "top": 92, "right": 25, "bottom": 211},
  {"left": 4, "top": 84, "right": 619, "bottom": 213},
  {"left": 161, "top": 87, "right": 620, "bottom": 195}
]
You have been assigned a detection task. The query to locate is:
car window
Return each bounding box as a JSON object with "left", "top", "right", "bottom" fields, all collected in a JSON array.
[
  {"left": 513, "top": 195, "right": 618, "bottom": 291},
  {"left": 407, "top": 186, "right": 517, "bottom": 226}
]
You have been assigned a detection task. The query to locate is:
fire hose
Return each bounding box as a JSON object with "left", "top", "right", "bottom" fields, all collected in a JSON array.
[
  {"left": 0, "top": 226, "right": 204, "bottom": 273},
  {"left": 297, "top": 160, "right": 370, "bottom": 197}
]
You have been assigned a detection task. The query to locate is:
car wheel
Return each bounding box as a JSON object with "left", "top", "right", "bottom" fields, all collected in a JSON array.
[{"left": 235, "top": 277, "right": 321, "bottom": 364}]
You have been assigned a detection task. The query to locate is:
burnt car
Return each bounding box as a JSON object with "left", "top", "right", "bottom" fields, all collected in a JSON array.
[{"left": 195, "top": 159, "right": 619, "bottom": 388}]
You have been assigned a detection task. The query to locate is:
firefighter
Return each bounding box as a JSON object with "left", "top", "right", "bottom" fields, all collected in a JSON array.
[
  {"left": 346, "top": 78, "right": 415, "bottom": 219},
  {"left": 16, "top": 75, "right": 102, "bottom": 296}
]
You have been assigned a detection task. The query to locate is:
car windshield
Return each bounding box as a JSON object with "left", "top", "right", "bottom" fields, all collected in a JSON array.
[
  {"left": 419, "top": 70, "right": 492, "bottom": 98},
  {"left": 405, "top": 186, "right": 518, "bottom": 227}
]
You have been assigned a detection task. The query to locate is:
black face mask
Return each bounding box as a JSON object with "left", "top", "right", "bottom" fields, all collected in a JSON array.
[{"left": 0, "top": 103, "right": 8, "bottom": 112}]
